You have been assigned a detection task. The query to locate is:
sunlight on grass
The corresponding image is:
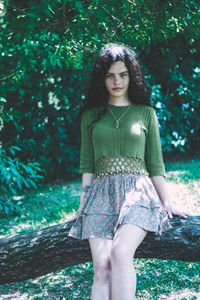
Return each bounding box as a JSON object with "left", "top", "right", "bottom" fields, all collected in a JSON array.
[
  {"left": 0, "top": 292, "right": 29, "bottom": 299},
  {"left": 163, "top": 290, "right": 200, "bottom": 300},
  {"left": 167, "top": 170, "right": 189, "bottom": 177},
  {"left": 166, "top": 181, "right": 200, "bottom": 215},
  {"left": 0, "top": 179, "right": 82, "bottom": 238}
]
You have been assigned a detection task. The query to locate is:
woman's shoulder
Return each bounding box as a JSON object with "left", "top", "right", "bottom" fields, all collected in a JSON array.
[
  {"left": 132, "top": 105, "right": 159, "bottom": 127},
  {"left": 134, "top": 104, "right": 155, "bottom": 117}
]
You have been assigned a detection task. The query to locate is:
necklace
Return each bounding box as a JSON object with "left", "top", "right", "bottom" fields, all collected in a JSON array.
[{"left": 108, "top": 105, "right": 131, "bottom": 128}]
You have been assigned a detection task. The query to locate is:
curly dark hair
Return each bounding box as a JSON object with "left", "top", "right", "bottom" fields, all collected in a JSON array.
[{"left": 80, "top": 43, "right": 151, "bottom": 126}]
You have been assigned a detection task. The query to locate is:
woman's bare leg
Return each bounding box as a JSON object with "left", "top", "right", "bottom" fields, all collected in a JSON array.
[
  {"left": 111, "top": 224, "right": 147, "bottom": 300},
  {"left": 89, "top": 238, "right": 113, "bottom": 300}
]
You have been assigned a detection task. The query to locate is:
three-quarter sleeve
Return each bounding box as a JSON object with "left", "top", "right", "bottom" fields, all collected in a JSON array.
[
  {"left": 79, "top": 110, "right": 95, "bottom": 173},
  {"left": 145, "top": 108, "right": 166, "bottom": 177}
]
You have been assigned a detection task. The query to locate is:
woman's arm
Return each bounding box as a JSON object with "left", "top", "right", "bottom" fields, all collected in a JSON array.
[
  {"left": 67, "top": 172, "right": 94, "bottom": 221},
  {"left": 80, "top": 172, "right": 95, "bottom": 207},
  {"left": 151, "top": 175, "right": 188, "bottom": 219}
]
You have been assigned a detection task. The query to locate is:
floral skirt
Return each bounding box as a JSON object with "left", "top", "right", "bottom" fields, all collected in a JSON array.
[{"left": 68, "top": 173, "right": 172, "bottom": 240}]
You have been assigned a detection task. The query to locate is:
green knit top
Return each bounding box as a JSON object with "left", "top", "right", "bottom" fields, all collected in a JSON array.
[{"left": 79, "top": 103, "right": 165, "bottom": 177}]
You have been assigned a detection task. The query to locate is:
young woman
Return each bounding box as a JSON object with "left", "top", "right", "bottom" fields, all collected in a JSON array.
[{"left": 68, "top": 44, "right": 188, "bottom": 300}]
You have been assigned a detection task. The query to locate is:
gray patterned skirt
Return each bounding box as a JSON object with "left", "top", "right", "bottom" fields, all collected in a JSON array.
[{"left": 68, "top": 173, "right": 172, "bottom": 240}]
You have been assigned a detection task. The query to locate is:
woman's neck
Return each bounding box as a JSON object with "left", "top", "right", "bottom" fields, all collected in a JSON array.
[{"left": 108, "top": 96, "right": 131, "bottom": 106}]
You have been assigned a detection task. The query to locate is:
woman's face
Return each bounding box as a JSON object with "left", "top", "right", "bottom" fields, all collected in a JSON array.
[{"left": 104, "top": 61, "right": 129, "bottom": 98}]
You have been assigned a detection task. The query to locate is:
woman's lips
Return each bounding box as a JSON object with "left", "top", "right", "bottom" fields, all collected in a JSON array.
[{"left": 113, "top": 88, "right": 122, "bottom": 91}]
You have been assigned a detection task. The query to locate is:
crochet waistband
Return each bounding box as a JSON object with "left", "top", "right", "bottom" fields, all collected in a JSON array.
[{"left": 94, "top": 155, "right": 149, "bottom": 179}]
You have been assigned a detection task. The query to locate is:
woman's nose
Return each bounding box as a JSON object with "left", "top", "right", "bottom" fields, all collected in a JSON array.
[{"left": 113, "top": 75, "right": 120, "bottom": 84}]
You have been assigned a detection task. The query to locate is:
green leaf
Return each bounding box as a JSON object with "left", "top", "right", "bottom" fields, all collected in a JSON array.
[
  {"left": 75, "top": 1, "right": 84, "bottom": 13},
  {"left": 19, "top": 88, "right": 25, "bottom": 96},
  {"left": 4, "top": 205, "right": 9, "bottom": 215},
  {"left": 11, "top": 146, "right": 22, "bottom": 151},
  {"left": 22, "top": 178, "right": 30, "bottom": 189}
]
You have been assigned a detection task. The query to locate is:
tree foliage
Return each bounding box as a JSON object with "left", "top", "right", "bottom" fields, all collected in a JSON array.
[
  {"left": 0, "top": 144, "right": 44, "bottom": 215},
  {"left": 0, "top": 0, "right": 200, "bottom": 193}
]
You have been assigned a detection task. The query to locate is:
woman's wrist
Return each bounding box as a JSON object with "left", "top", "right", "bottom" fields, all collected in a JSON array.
[
  {"left": 161, "top": 198, "right": 171, "bottom": 206},
  {"left": 81, "top": 185, "right": 91, "bottom": 193}
]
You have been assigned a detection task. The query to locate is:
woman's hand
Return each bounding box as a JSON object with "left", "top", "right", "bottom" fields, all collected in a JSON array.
[{"left": 163, "top": 203, "right": 191, "bottom": 219}]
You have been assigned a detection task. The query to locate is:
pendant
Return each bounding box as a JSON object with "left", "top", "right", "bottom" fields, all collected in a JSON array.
[{"left": 115, "top": 120, "right": 119, "bottom": 128}]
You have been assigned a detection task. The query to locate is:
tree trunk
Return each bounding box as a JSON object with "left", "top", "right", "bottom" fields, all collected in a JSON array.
[{"left": 0, "top": 216, "right": 199, "bottom": 285}]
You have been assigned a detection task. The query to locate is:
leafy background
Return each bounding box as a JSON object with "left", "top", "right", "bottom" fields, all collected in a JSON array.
[
  {"left": 1, "top": 0, "right": 200, "bottom": 185},
  {"left": 0, "top": 1, "right": 200, "bottom": 298}
]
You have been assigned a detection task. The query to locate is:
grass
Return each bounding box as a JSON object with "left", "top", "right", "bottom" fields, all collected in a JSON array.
[{"left": 0, "top": 159, "right": 200, "bottom": 299}]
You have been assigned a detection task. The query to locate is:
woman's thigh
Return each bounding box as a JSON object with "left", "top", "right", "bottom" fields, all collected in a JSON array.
[{"left": 111, "top": 224, "right": 148, "bottom": 259}]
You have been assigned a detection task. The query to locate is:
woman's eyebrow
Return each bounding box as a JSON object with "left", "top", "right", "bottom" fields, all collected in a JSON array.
[{"left": 106, "top": 71, "right": 128, "bottom": 74}]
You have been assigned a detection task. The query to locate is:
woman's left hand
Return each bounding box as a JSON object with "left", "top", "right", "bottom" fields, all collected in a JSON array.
[{"left": 163, "top": 203, "right": 191, "bottom": 219}]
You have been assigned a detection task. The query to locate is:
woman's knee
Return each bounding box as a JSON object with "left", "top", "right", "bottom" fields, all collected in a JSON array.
[{"left": 93, "top": 257, "right": 112, "bottom": 282}]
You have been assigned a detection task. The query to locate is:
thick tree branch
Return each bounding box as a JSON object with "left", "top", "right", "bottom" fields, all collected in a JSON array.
[{"left": 0, "top": 216, "right": 199, "bottom": 285}]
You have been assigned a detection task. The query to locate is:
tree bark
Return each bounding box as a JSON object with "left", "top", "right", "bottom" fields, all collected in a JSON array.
[{"left": 0, "top": 216, "right": 199, "bottom": 285}]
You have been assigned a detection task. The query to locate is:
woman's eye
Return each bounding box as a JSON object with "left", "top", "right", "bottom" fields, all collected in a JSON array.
[
  {"left": 106, "top": 74, "right": 113, "bottom": 78},
  {"left": 121, "top": 74, "right": 127, "bottom": 78}
]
